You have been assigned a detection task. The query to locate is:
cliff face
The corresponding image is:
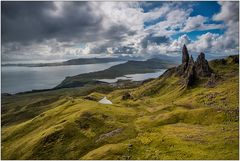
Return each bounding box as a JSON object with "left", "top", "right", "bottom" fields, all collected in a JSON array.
[{"left": 176, "top": 45, "right": 213, "bottom": 87}]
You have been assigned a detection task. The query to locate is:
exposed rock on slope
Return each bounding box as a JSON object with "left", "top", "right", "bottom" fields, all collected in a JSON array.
[
  {"left": 205, "top": 73, "right": 217, "bottom": 88},
  {"left": 175, "top": 45, "right": 213, "bottom": 87},
  {"left": 184, "top": 56, "right": 196, "bottom": 86},
  {"left": 122, "top": 92, "right": 133, "bottom": 100},
  {"left": 195, "top": 52, "right": 212, "bottom": 77},
  {"left": 182, "top": 44, "right": 190, "bottom": 70}
]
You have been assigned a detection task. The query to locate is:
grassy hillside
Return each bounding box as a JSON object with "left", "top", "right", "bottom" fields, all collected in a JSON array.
[{"left": 1, "top": 55, "right": 238, "bottom": 160}]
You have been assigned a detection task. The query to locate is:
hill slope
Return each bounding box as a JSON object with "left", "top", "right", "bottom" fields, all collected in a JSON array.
[{"left": 1, "top": 55, "right": 239, "bottom": 160}]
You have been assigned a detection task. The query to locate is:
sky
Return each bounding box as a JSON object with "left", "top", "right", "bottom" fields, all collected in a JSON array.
[{"left": 1, "top": 1, "right": 239, "bottom": 62}]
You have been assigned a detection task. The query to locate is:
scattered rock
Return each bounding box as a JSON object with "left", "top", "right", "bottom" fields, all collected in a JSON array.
[
  {"left": 128, "top": 144, "right": 133, "bottom": 148},
  {"left": 122, "top": 92, "right": 133, "bottom": 100},
  {"left": 84, "top": 95, "right": 98, "bottom": 101},
  {"left": 96, "top": 128, "right": 123, "bottom": 143},
  {"left": 41, "top": 130, "right": 63, "bottom": 146},
  {"left": 102, "top": 114, "right": 108, "bottom": 119},
  {"left": 206, "top": 73, "right": 217, "bottom": 88},
  {"left": 207, "top": 93, "right": 217, "bottom": 100},
  {"left": 123, "top": 155, "right": 131, "bottom": 160}
]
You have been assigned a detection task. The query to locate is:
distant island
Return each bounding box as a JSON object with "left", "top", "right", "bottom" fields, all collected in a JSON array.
[
  {"left": 2, "top": 57, "right": 122, "bottom": 67},
  {"left": 55, "top": 58, "right": 178, "bottom": 89}
]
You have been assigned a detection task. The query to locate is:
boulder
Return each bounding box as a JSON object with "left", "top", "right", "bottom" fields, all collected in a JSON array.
[{"left": 122, "top": 92, "right": 132, "bottom": 100}]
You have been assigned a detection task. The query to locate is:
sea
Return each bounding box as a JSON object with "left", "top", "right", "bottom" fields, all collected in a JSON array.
[{"left": 2, "top": 62, "right": 166, "bottom": 94}]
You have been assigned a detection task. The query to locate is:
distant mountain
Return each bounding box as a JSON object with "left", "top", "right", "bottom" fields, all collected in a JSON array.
[
  {"left": 148, "top": 53, "right": 229, "bottom": 63},
  {"left": 2, "top": 57, "right": 122, "bottom": 67},
  {"left": 3, "top": 54, "right": 227, "bottom": 67}
]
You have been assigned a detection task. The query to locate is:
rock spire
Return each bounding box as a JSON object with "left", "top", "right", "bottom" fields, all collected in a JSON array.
[
  {"left": 177, "top": 45, "right": 213, "bottom": 87},
  {"left": 182, "top": 44, "right": 189, "bottom": 64},
  {"left": 195, "top": 52, "right": 212, "bottom": 77}
]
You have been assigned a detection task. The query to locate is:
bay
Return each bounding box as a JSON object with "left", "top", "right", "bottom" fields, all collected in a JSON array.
[
  {"left": 98, "top": 69, "right": 166, "bottom": 83},
  {"left": 1, "top": 62, "right": 125, "bottom": 94}
]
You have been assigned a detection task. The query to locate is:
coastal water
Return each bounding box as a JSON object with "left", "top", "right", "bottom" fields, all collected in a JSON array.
[
  {"left": 2, "top": 62, "right": 166, "bottom": 94},
  {"left": 1, "top": 62, "right": 125, "bottom": 94},
  {"left": 98, "top": 69, "right": 166, "bottom": 83}
]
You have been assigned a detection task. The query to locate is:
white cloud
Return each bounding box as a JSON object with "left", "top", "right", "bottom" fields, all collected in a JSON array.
[
  {"left": 182, "top": 15, "right": 224, "bottom": 32},
  {"left": 146, "top": 8, "right": 191, "bottom": 37},
  {"left": 2, "top": 1, "right": 239, "bottom": 62},
  {"left": 188, "top": 32, "right": 219, "bottom": 52},
  {"left": 168, "top": 34, "right": 191, "bottom": 52},
  {"left": 213, "top": 1, "right": 239, "bottom": 22}
]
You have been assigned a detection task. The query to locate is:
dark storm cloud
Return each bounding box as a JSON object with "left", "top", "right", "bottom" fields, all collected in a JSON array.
[
  {"left": 141, "top": 34, "right": 170, "bottom": 48},
  {"left": 1, "top": 1, "right": 131, "bottom": 44}
]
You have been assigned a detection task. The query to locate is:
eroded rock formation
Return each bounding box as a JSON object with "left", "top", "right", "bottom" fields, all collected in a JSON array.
[
  {"left": 177, "top": 45, "right": 213, "bottom": 87},
  {"left": 195, "top": 52, "right": 212, "bottom": 77},
  {"left": 182, "top": 44, "right": 189, "bottom": 70},
  {"left": 184, "top": 56, "right": 195, "bottom": 86}
]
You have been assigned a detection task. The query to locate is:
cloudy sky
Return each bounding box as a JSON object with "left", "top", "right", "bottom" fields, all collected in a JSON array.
[{"left": 1, "top": 1, "right": 239, "bottom": 62}]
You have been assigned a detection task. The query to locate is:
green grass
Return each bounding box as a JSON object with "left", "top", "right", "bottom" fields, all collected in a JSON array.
[{"left": 1, "top": 55, "right": 239, "bottom": 159}]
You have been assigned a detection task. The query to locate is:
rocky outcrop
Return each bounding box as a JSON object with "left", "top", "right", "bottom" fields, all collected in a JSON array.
[
  {"left": 96, "top": 128, "right": 123, "bottom": 143},
  {"left": 182, "top": 44, "right": 189, "bottom": 70},
  {"left": 176, "top": 45, "right": 190, "bottom": 76},
  {"left": 184, "top": 56, "right": 195, "bottom": 86},
  {"left": 176, "top": 45, "right": 213, "bottom": 87},
  {"left": 182, "top": 44, "right": 189, "bottom": 63},
  {"left": 195, "top": 52, "right": 212, "bottom": 77}
]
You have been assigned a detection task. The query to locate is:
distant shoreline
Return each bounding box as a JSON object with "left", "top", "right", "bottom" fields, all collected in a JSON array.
[{"left": 2, "top": 57, "right": 122, "bottom": 67}]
